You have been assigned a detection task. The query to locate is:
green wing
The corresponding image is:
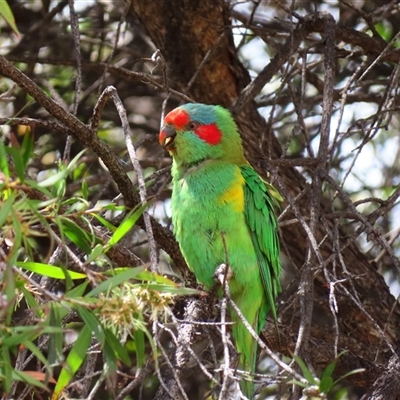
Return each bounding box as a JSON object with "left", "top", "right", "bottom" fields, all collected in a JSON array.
[{"left": 241, "top": 165, "right": 282, "bottom": 324}]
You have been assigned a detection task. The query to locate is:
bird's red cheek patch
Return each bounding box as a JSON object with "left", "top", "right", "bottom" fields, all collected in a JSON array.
[
  {"left": 164, "top": 109, "right": 190, "bottom": 129},
  {"left": 195, "top": 123, "right": 222, "bottom": 145}
]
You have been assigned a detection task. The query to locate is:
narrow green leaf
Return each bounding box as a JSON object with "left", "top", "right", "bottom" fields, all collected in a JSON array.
[
  {"left": 0, "top": 138, "right": 10, "bottom": 178},
  {"left": 66, "top": 281, "right": 89, "bottom": 298},
  {"left": 90, "top": 212, "right": 116, "bottom": 232},
  {"left": 20, "top": 286, "right": 40, "bottom": 316},
  {"left": 3, "top": 263, "right": 16, "bottom": 325},
  {"left": 86, "top": 265, "right": 147, "bottom": 297},
  {"left": 7, "top": 224, "right": 22, "bottom": 267},
  {"left": 0, "top": 0, "right": 20, "bottom": 35},
  {"left": 3, "top": 328, "right": 41, "bottom": 347},
  {"left": 0, "top": 194, "right": 14, "bottom": 227},
  {"left": 293, "top": 354, "right": 317, "bottom": 385},
  {"left": 57, "top": 282, "right": 90, "bottom": 320},
  {"left": 2, "top": 346, "right": 12, "bottom": 393},
  {"left": 68, "top": 149, "right": 87, "bottom": 170},
  {"left": 76, "top": 305, "right": 105, "bottom": 346},
  {"left": 37, "top": 168, "right": 70, "bottom": 188},
  {"left": 23, "top": 179, "right": 53, "bottom": 198},
  {"left": 52, "top": 325, "right": 91, "bottom": 400},
  {"left": 288, "top": 379, "right": 308, "bottom": 389},
  {"left": 23, "top": 341, "right": 52, "bottom": 375},
  {"left": 105, "top": 203, "right": 149, "bottom": 249},
  {"left": 59, "top": 263, "right": 74, "bottom": 292},
  {"left": 59, "top": 217, "right": 93, "bottom": 254},
  {"left": 319, "top": 375, "right": 334, "bottom": 393},
  {"left": 82, "top": 179, "right": 89, "bottom": 199},
  {"left": 143, "top": 283, "right": 200, "bottom": 296},
  {"left": 47, "top": 304, "right": 63, "bottom": 367},
  {"left": 102, "top": 204, "right": 127, "bottom": 212},
  {"left": 333, "top": 368, "right": 365, "bottom": 386},
  {"left": 39, "top": 149, "right": 86, "bottom": 188},
  {"left": 103, "top": 267, "right": 130, "bottom": 276},
  {"left": 62, "top": 196, "right": 89, "bottom": 208},
  {"left": 104, "top": 328, "right": 131, "bottom": 366},
  {"left": 5, "top": 325, "right": 64, "bottom": 339},
  {"left": 12, "top": 369, "right": 48, "bottom": 391},
  {"left": 139, "top": 325, "right": 157, "bottom": 369},
  {"left": 5, "top": 147, "right": 25, "bottom": 181},
  {"left": 87, "top": 243, "right": 104, "bottom": 264},
  {"left": 103, "top": 340, "right": 118, "bottom": 373},
  {"left": 134, "top": 328, "right": 145, "bottom": 368},
  {"left": 21, "top": 131, "right": 33, "bottom": 169},
  {"left": 374, "top": 21, "right": 392, "bottom": 42},
  {"left": 53, "top": 178, "right": 66, "bottom": 198},
  {"left": 135, "top": 270, "right": 176, "bottom": 284},
  {"left": 321, "top": 360, "right": 337, "bottom": 381},
  {"left": 72, "top": 161, "right": 86, "bottom": 181},
  {"left": 16, "top": 261, "right": 87, "bottom": 280},
  {"left": 32, "top": 197, "right": 58, "bottom": 210}
]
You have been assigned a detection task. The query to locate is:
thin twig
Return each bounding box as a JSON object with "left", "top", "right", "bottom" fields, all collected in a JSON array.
[
  {"left": 153, "top": 320, "right": 189, "bottom": 400},
  {"left": 107, "top": 86, "right": 158, "bottom": 271},
  {"left": 63, "top": 0, "right": 82, "bottom": 162}
]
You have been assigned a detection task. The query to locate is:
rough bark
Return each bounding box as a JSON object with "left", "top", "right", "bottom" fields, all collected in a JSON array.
[{"left": 360, "top": 354, "right": 400, "bottom": 400}]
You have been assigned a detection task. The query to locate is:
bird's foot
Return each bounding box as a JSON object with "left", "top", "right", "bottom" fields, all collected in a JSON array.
[{"left": 214, "top": 263, "right": 233, "bottom": 286}]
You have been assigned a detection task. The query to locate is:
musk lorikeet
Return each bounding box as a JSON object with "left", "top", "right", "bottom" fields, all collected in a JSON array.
[{"left": 159, "top": 103, "right": 282, "bottom": 398}]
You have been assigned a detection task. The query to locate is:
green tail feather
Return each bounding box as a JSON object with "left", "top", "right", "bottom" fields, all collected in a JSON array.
[
  {"left": 237, "top": 338, "right": 256, "bottom": 399},
  {"left": 230, "top": 304, "right": 263, "bottom": 399}
]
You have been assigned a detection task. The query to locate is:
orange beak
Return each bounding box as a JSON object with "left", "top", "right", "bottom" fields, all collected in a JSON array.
[{"left": 159, "top": 125, "right": 176, "bottom": 150}]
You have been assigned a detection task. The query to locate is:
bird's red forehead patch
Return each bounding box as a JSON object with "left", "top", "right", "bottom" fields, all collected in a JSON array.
[
  {"left": 164, "top": 108, "right": 190, "bottom": 129},
  {"left": 195, "top": 123, "right": 222, "bottom": 145}
]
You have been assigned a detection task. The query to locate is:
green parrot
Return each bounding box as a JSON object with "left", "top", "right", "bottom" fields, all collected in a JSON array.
[{"left": 159, "top": 103, "right": 282, "bottom": 398}]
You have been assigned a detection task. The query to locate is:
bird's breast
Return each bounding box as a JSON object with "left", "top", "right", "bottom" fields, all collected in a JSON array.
[
  {"left": 170, "top": 164, "right": 259, "bottom": 289},
  {"left": 172, "top": 164, "right": 245, "bottom": 224}
]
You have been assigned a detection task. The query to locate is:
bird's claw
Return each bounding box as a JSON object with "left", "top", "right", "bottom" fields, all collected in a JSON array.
[{"left": 214, "top": 263, "right": 233, "bottom": 286}]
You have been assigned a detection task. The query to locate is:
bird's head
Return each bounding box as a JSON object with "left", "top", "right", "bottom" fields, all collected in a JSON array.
[{"left": 159, "top": 103, "right": 245, "bottom": 167}]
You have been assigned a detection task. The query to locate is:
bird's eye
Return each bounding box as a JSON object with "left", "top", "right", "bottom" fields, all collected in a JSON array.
[{"left": 188, "top": 122, "right": 198, "bottom": 130}]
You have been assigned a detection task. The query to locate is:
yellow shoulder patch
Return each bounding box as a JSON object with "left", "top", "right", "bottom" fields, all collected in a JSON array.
[{"left": 218, "top": 170, "right": 245, "bottom": 212}]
